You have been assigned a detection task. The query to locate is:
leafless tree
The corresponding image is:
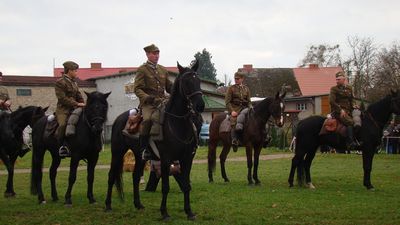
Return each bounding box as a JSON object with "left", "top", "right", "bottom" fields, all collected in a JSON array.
[
  {"left": 344, "top": 36, "right": 378, "bottom": 99},
  {"left": 299, "top": 44, "right": 342, "bottom": 67}
]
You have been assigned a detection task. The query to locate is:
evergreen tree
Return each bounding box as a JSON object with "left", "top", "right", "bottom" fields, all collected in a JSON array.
[{"left": 194, "top": 49, "right": 218, "bottom": 81}]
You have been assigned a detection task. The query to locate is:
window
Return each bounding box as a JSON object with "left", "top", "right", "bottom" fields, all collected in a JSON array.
[
  {"left": 16, "top": 89, "right": 32, "bottom": 96},
  {"left": 296, "top": 103, "right": 307, "bottom": 111}
]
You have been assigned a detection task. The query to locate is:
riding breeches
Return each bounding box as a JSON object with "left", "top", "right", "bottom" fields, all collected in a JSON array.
[
  {"left": 55, "top": 112, "right": 68, "bottom": 141},
  {"left": 140, "top": 104, "right": 159, "bottom": 136}
]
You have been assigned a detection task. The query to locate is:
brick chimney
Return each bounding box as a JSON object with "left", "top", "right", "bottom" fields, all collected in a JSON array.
[
  {"left": 309, "top": 64, "right": 319, "bottom": 69},
  {"left": 243, "top": 64, "right": 253, "bottom": 73},
  {"left": 91, "top": 63, "right": 102, "bottom": 69}
]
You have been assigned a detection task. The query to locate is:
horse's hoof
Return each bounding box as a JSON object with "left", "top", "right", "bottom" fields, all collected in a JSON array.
[
  {"left": 104, "top": 207, "right": 112, "bottom": 212},
  {"left": 64, "top": 203, "right": 72, "bottom": 208},
  {"left": 366, "top": 185, "right": 375, "bottom": 191},
  {"left": 187, "top": 213, "right": 196, "bottom": 220},
  {"left": 89, "top": 200, "right": 97, "bottom": 205},
  {"left": 306, "top": 182, "right": 316, "bottom": 189},
  {"left": 39, "top": 200, "right": 47, "bottom": 205},
  {"left": 135, "top": 203, "right": 145, "bottom": 210},
  {"left": 255, "top": 181, "right": 261, "bottom": 186},
  {"left": 289, "top": 184, "right": 294, "bottom": 188},
  {"left": 161, "top": 214, "right": 171, "bottom": 221},
  {"left": 224, "top": 178, "right": 230, "bottom": 183},
  {"left": 4, "top": 192, "right": 16, "bottom": 198},
  {"left": 208, "top": 180, "right": 214, "bottom": 183}
]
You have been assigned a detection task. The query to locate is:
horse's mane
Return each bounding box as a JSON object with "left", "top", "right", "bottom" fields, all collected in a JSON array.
[
  {"left": 165, "top": 73, "right": 185, "bottom": 112},
  {"left": 366, "top": 94, "right": 393, "bottom": 124},
  {"left": 253, "top": 97, "right": 273, "bottom": 116}
]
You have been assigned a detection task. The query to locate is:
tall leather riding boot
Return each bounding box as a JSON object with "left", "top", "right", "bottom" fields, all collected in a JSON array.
[
  {"left": 231, "top": 129, "right": 239, "bottom": 152},
  {"left": 347, "top": 126, "right": 360, "bottom": 149},
  {"left": 139, "top": 135, "right": 152, "bottom": 160}
]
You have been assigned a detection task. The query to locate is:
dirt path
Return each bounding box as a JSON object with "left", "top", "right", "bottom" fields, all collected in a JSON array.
[{"left": 0, "top": 153, "right": 292, "bottom": 175}]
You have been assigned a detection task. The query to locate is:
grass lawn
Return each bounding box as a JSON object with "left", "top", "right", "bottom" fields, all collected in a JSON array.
[{"left": 1, "top": 152, "right": 399, "bottom": 224}]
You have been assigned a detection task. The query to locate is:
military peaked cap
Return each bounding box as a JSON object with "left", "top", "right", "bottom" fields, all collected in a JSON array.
[
  {"left": 143, "top": 44, "right": 160, "bottom": 53},
  {"left": 335, "top": 71, "right": 345, "bottom": 78},
  {"left": 63, "top": 61, "right": 79, "bottom": 70}
]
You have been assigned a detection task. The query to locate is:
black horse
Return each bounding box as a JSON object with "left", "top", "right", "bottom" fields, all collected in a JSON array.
[
  {"left": 208, "top": 92, "right": 286, "bottom": 184},
  {"left": 288, "top": 90, "right": 400, "bottom": 189},
  {"left": 105, "top": 61, "right": 204, "bottom": 220},
  {"left": 0, "top": 106, "right": 48, "bottom": 197},
  {"left": 30, "top": 91, "right": 110, "bottom": 204}
]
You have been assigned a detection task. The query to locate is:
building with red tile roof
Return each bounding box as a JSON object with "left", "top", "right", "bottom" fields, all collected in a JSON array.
[{"left": 53, "top": 62, "right": 179, "bottom": 80}]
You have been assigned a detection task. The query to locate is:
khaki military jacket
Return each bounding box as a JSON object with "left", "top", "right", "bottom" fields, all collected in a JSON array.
[
  {"left": 133, "top": 61, "right": 172, "bottom": 107},
  {"left": 329, "top": 84, "right": 354, "bottom": 114},
  {"left": 0, "top": 86, "right": 10, "bottom": 110},
  {"left": 225, "top": 84, "right": 251, "bottom": 113},
  {"left": 55, "top": 75, "right": 84, "bottom": 114}
]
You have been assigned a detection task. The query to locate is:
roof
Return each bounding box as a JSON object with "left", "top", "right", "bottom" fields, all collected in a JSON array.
[
  {"left": 202, "top": 95, "right": 225, "bottom": 111},
  {"left": 0, "top": 75, "right": 95, "bottom": 87},
  {"left": 238, "top": 68, "right": 300, "bottom": 98},
  {"left": 292, "top": 66, "right": 342, "bottom": 96},
  {"left": 238, "top": 64, "right": 343, "bottom": 97},
  {"left": 54, "top": 63, "right": 179, "bottom": 80}
]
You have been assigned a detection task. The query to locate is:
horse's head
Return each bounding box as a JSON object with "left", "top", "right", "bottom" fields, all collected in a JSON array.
[
  {"left": 176, "top": 60, "right": 205, "bottom": 114},
  {"left": 390, "top": 90, "right": 400, "bottom": 115},
  {"left": 269, "top": 91, "right": 286, "bottom": 127},
  {"left": 84, "top": 91, "right": 111, "bottom": 134}
]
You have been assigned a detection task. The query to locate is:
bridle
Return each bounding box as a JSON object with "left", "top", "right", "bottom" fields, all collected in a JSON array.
[
  {"left": 164, "top": 70, "right": 203, "bottom": 144},
  {"left": 164, "top": 71, "right": 203, "bottom": 119}
]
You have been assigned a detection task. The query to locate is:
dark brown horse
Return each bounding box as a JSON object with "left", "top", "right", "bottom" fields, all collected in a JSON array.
[{"left": 208, "top": 92, "right": 286, "bottom": 184}]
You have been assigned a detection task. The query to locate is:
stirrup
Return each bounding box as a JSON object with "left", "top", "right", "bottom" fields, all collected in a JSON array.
[
  {"left": 59, "top": 146, "right": 70, "bottom": 157},
  {"left": 141, "top": 149, "right": 153, "bottom": 161}
]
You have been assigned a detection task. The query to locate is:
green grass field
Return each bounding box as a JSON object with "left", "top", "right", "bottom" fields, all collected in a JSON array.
[{"left": 1, "top": 150, "right": 399, "bottom": 224}]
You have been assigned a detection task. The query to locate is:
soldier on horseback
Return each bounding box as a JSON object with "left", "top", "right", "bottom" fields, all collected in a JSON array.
[
  {"left": 55, "top": 61, "right": 86, "bottom": 157},
  {"left": 132, "top": 44, "right": 172, "bottom": 160},
  {"left": 0, "top": 85, "right": 11, "bottom": 113},
  {"left": 329, "top": 71, "right": 361, "bottom": 149},
  {"left": 225, "top": 72, "right": 251, "bottom": 148}
]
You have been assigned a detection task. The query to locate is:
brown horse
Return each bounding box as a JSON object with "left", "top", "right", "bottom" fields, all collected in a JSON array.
[{"left": 208, "top": 92, "right": 286, "bottom": 184}]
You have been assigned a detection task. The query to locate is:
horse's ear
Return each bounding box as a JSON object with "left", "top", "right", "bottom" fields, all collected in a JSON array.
[
  {"left": 84, "top": 91, "right": 90, "bottom": 98},
  {"left": 177, "top": 62, "right": 185, "bottom": 74},
  {"left": 191, "top": 60, "right": 199, "bottom": 72},
  {"left": 103, "top": 92, "right": 111, "bottom": 99},
  {"left": 280, "top": 92, "right": 286, "bottom": 99},
  {"left": 275, "top": 92, "right": 280, "bottom": 99},
  {"left": 360, "top": 102, "right": 365, "bottom": 111},
  {"left": 43, "top": 106, "right": 49, "bottom": 112}
]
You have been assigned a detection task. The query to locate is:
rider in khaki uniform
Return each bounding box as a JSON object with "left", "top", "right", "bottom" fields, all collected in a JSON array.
[
  {"left": 225, "top": 72, "right": 251, "bottom": 147},
  {"left": 329, "top": 71, "right": 360, "bottom": 148},
  {"left": 0, "top": 85, "right": 11, "bottom": 112},
  {"left": 133, "top": 44, "right": 172, "bottom": 160},
  {"left": 55, "top": 61, "right": 86, "bottom": 157}
]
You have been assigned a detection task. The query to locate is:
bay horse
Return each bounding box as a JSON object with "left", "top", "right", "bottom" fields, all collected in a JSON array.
[
  {"left": 0, "top": 106, "right": 48, "bottom": 197},
  {"left": 208, "top": 92, "right": 286, "bottom": 184},
  {"left": 288, "top": 90, "right": 400, "bottom": 190},
  {"left": 30, "top": 91, "right": 110, "bottom": 204},
  {"left": 105, "top": 61, "right": 204, "bottom": 221}
]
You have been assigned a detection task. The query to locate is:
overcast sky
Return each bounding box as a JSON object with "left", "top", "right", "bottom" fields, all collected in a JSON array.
[{"left": 1, "top": 0, "right": 399, "bottom": 82}]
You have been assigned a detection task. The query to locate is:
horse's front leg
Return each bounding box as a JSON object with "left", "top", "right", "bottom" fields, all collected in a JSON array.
[
  {"left": 87, "top": 156, "right": 98, "bottom": 204},
  {"left": 4, "top": 156, "right": 16, "bottom": 197},
  {"left": 362, "top": 149, "right": 375, "bottom": 190},
  {"left": 160, "top": 161, "right": 170, "bottom": 221},
  {"left": 253, "top": 145, "right": 262, "bottom": 185},
  {"left": 64, "top": 156, "right": 80, "bottom": 206},
  {"left": 245, "top": 144, "right": 254, "bottom": 185},
  {"left": 49, "top": 150, "right": 61, "bottom": 202}
]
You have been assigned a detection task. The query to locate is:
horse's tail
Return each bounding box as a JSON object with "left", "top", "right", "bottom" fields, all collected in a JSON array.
[
  {"left": 109, "top": 111, "right": 131, "bottom": 201},
  {"left": 208, "top": 114, "right": 223, "bottom": 174},
  {"left": 208, "top": 142, "right": 217, "bottom": 173}
]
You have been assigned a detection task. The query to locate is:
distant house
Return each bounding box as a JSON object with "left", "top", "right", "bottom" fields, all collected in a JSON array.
[
  {"left": 0, "top": 74, "right": 95, "bottom": 113},
  {"left": 237, "top": 64, "right": 343, "bottom": 119}
]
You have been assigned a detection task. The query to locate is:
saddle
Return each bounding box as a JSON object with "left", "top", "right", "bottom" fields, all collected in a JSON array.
[
  {"left": 44, "top": 114, "right": 58, "bottom": 139},
  {"left": 319, "top": 117, "right": 346, "bottom": 137},
  {"left": 123, "top": 106, "right": 165, "bottom": 141}
]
